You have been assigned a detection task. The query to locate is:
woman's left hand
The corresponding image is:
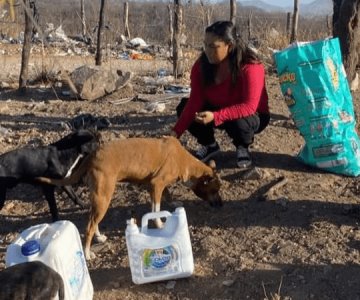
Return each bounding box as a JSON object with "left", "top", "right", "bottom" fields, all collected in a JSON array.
[{"left": 195, "top": 111, "right": 214, "bottom": 125}]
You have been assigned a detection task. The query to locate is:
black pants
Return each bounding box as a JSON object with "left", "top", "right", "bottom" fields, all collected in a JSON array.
[{"left": 176, "top": 98, "right": 270, "bottom": 148}]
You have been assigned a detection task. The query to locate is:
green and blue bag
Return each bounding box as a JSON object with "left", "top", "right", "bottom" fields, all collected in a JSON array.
[{"left": 273, "top": 37, "right": 360, "bottom": 176}]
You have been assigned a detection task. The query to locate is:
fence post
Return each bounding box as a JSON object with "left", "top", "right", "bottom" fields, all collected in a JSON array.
[
  {"left": 81, "top": 0, "right": 86, "bottom": 38},
  {"left": 173, "top": 0, "right": 183, "bottom": 79},
  {"left": 286, "top": 12, "right": 291, "bottom": 37},
  {"left": 168, "top": 4, "right": 173, "bottom": 50},
  {"left": 19, "top": 0, "right": 33, "bottom": 93},
  {"left": 326, "top": 14, "right": 332, "bottom": 36},
  {"left": 230, "top": 0, "right": 236, "bottom": 24},
  {"left": 124, "top": 2, "right": 130, "bottom": 39},
  {"left": 95, "top": 0, "right": 106, "bottom": 66},
  {"left": 290, "top": 0, "right": 299, "bottom": 44},
  {"left": 247, "top": 11, "right": 252, "bottom": 40}
]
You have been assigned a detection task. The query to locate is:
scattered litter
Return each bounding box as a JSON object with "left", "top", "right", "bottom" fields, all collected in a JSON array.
[
  {"left": 129, "top": 37, "right": 147, "bottom": 48},
  {"left": 157, "top": 68, "right": 168, "bottom": 77},
  {"left": 164, "top": 85, "right": 190, "bottom": 94},
  {"left": 130, "top": 53, "right": 154, "bottom": 60},
  {"left": 61, "top": 90, "right": 71, "bottom": 96},
  {"left": 144, "top": 102, "right": 166, "bottom": 113}
]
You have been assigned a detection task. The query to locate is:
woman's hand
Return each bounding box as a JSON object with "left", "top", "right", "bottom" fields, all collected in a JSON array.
[{"left": 195, "top": 111, "right": 214, "bottom": 125}]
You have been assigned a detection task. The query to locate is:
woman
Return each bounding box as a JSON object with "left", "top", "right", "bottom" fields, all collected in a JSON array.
[{"left": 171, "top": 20, "right": 270, "bottom": 169}]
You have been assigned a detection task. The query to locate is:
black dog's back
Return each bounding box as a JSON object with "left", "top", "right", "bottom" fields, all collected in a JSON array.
[
  {"left": 0, "top": 130, "right": 99, "bottom": 221},
  {"left": 0, "top": 261, "right": 65, "bottom": 300}
]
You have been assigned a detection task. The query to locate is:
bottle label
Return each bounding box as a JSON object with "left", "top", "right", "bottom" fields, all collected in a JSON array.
[
  {"left": 69, "top": 251, "right": 88, "bottom": 297},
  {"left": 141, "top": 245, "right": 180, "bottom": 277}
]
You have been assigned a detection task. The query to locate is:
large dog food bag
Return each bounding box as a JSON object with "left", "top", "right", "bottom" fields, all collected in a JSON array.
[{"left": 273, "top": 37, "right": 360, "bottom": 176}]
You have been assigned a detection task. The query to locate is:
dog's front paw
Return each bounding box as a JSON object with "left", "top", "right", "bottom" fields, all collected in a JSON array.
[
  {"left": 155, "top": 218, "right": 164, "bottom": 229},
  {"left": 85, "top": 249, "right": 96, "bottom": 260},
  {"left": 94, "top": 234, "right": 107, "bottom": 243}
]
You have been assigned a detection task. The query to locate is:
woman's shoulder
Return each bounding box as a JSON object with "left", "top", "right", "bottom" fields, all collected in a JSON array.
[
  {"left": 191, "top": 59, "right": 202, "bottom": 72},
  {"left": 241, "top": 62, "right": 265, "bottom": 74},
  {"left": 190, "top": 59, "right": 202, "bottom": 78}
]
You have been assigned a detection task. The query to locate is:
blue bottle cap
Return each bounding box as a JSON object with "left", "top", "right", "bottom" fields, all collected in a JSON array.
[{"left": 21, "top": 240, "right": 40, "bottom": 256}]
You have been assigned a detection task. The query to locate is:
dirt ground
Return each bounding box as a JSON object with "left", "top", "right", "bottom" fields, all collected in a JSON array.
[{"left": 1, "top": 46, "right": 360, "bottom": 300}]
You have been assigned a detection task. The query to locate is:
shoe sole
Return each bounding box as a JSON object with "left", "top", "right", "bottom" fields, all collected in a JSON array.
[{"left": 200, "top": 149, "right": 220, "bottom": 162}]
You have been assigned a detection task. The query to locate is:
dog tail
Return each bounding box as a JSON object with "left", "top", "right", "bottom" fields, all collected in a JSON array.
[{"left": 36, "top": 154, "right": 92, "bottom": 186}]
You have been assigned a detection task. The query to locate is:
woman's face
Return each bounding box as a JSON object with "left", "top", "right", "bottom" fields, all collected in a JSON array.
[{"left": 204, "top": 32, "right": 231, "bottom": 65}]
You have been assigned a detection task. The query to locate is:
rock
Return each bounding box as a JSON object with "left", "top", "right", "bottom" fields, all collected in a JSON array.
[{"left": 67, "top": 65, "right": 132, "bottom": 101}]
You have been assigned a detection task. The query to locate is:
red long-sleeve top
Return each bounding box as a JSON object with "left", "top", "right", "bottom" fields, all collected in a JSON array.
[{"left": 173, "top": 59, "right": 269, "bottom": 137}]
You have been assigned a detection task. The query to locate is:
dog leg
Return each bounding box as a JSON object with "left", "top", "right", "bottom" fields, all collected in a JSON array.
[
  {"left": 61, "top": 186, "right": 87, "bottom": 208},
  {"left": 150, "top": 182, "right": 165, "bottom": 228},
  {"left": 41, "top": 185, "right": 59, "bottom": 222},
  {"left": 84, "top": 177, "right": 116, "bottom": 260},
  {"left": 94, "top": 225, "right": 107, "bottom": 243}
]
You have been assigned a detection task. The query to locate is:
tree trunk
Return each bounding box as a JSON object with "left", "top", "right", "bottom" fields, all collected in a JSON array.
[
  {"left": 290, "top": 0, "right": 299, "bottom": 43},
  {"left": 286, "top": 12, "right": 292, "bottom": 37},
  {"left": 81, "top": 0, "right": 86, "bottom": 38},
  {"left": 247, "top": 12, "right": 253, "bottom": 40},
  {"left": 230, "top": 0, "right": 236, "bottom": 24},
  {"left": 333, "top": 0, "right": 360, "bottom": 82},
  {"left": 172, "top": 0, "right": 182, "bottom": 79},
  {"left": 18, "top": 0, "right": 33, "bottom": 93},
  {"left": 95, "top": 0, "right": 106, "bottom": 66},
  {"left": 167, "top": 4, "right": 173, "bottom": 50},
  {"left": 124, "top": 2, "right": 130, "bottom": 39}
]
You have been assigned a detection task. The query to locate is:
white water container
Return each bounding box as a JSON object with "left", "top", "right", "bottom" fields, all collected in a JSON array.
[
  {"left": 5, "top": 220, "right": 93, "bottom": 300},
  {"left": 125, "top": 207, "right": 194, "bottom": 284}
]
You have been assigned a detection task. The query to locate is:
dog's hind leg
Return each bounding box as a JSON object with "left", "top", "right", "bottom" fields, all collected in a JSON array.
[
  {"left": 41, "top": 185, "right": 60, "bottom": 222},
  {"left": 61, "top": 186, "right": 87, "bottom": 208},
  {"left": 84, "top": 176, "right": 116, "bottom": 260}
]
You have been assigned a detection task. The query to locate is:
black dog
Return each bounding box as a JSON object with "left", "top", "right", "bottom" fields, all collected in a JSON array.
[
  {"left": 0, "top": 129, "right": 99, "bottom": 221},
  {"left": 0, "top": 261, "right": 64, "bottom": 300}
]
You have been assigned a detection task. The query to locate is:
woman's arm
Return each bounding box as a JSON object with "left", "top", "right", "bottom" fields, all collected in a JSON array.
[
  {"left": 213, "top": 63, "right": 266, "bottom": 126},
  {"left": 173, "top": 62, "right": 205, "bottom": 137}
]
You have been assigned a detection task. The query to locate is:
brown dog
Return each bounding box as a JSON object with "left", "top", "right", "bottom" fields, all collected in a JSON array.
[{"left": 36, "top": 136, "right": 222, "bottom": 259}]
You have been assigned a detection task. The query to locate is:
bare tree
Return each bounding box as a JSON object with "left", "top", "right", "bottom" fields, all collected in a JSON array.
[
  {"left": 168, "top": 4, "right": 173, "bottom": 50},
  {"left": 290, "top": 0, "right": 299, "bottom": 43},
  {"left": 95, "top": 0, "right": 106, "bottom": 66},
  {"left": 230, "top": 0, "right": 236, "bottom": 24},
  {"left": 123, "top": 2, "right": 130, "bottom": 39},
  {"left": 333, "top": 0, "right": 360, "bottom": 83},
  {"left": 80, "top": 0, "right": 86, "bottom": 38},
  {"left": 172, "top": 0, "right": 183, "bottom": 79},
  {"left": 18, "top": 0, "right": 33, "bottom": 93},
  {"left": 199, "top": 0, "right": 211, "bottom": 27}
]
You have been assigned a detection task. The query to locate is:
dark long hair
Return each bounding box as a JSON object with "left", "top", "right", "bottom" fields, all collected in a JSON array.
[{"left": 200, "top": 21, "right": 260, "bottom": 86}]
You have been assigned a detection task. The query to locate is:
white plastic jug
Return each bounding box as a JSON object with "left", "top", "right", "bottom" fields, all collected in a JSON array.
[
  {"left": 125, "top": 207, "right": 194, "bottom": 284},
  {"left": 5, "top": 220, "right": 93, "bottom": 300}
]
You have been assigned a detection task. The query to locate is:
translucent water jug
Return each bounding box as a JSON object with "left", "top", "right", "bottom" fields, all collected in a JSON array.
[
  {"left": 5, "top": 220, "right": 93, "bottom": 300},
  {"left": 125, "top": 207, "right": 194, "bottom": 284}
]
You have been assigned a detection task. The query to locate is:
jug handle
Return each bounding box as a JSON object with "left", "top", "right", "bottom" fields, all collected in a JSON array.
[
  {"left": 23, "top": 223, "right": 50, "bottom": 241},
  {"left": 141, "top": 211, "right": 172, "bottom": 233}
]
